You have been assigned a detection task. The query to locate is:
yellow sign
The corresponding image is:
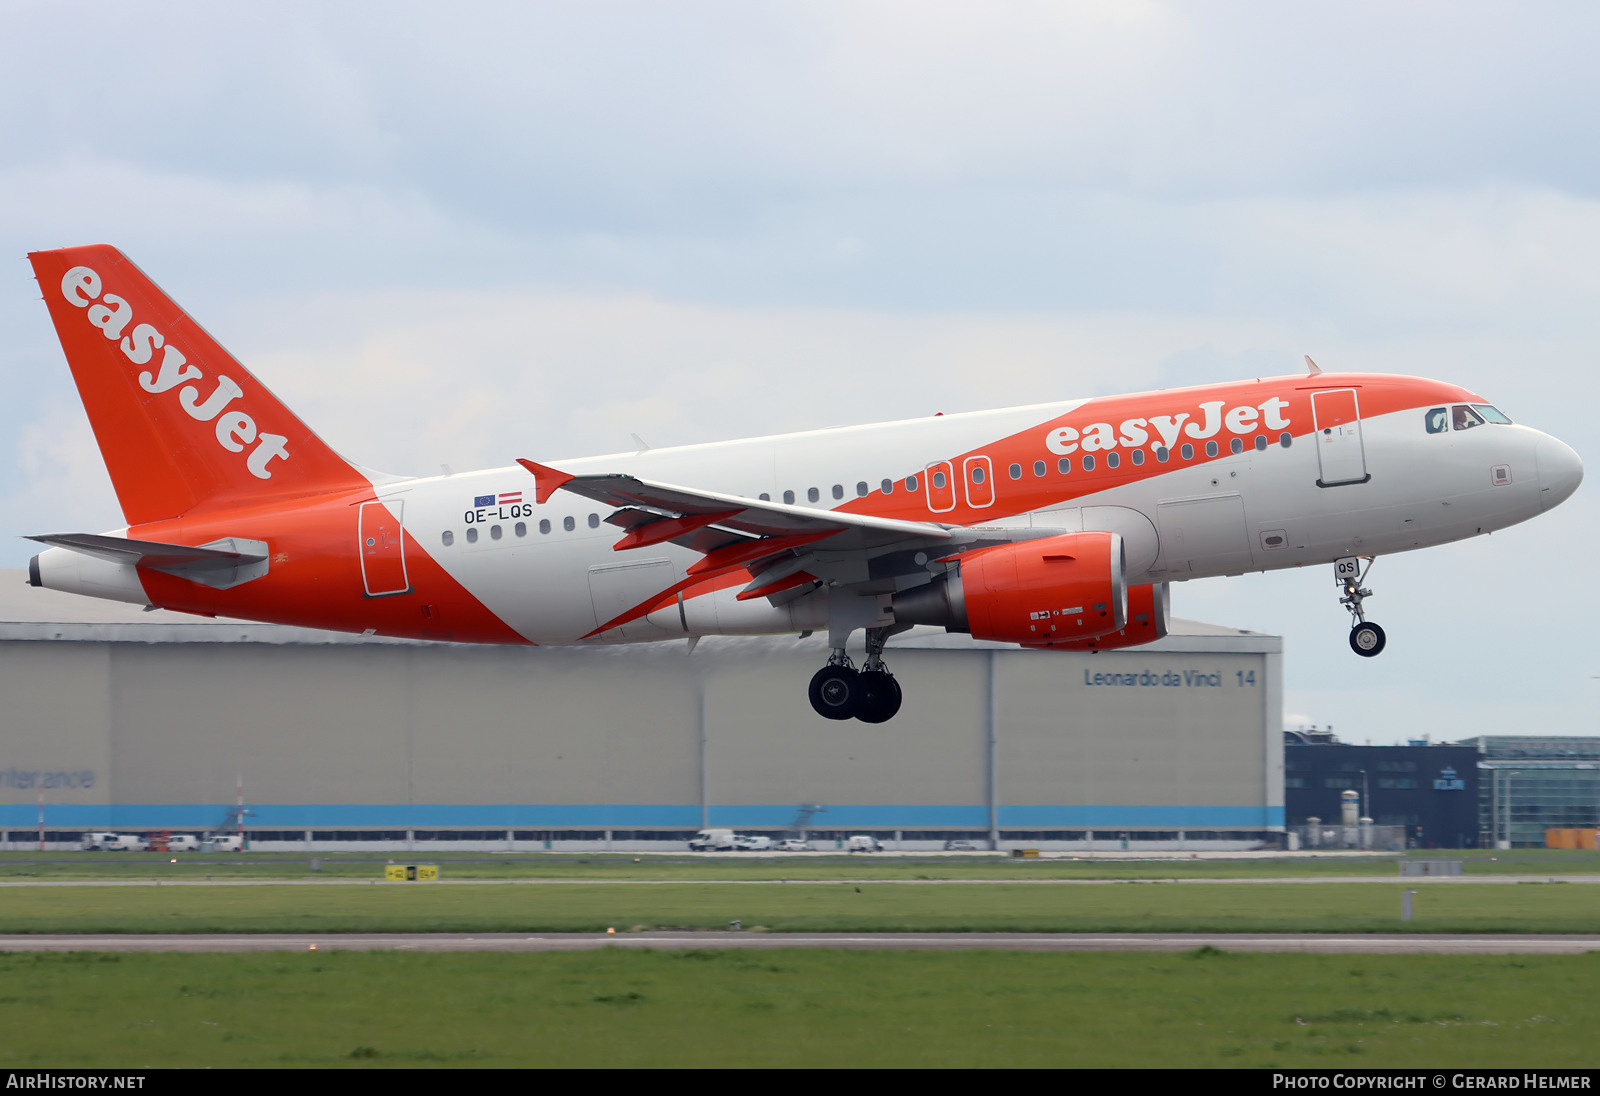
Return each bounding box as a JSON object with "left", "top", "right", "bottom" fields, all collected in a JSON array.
[{"left": 384, "top": 864, "right": 439, "bottom": 881}]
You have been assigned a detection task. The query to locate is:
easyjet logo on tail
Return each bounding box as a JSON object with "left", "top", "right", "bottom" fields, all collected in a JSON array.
[{"left": 60, "top": 266, "right": 290, "bottom": 480}]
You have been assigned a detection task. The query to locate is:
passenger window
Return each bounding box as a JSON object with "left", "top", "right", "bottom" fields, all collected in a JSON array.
[
  {"left": 931, "top": 471, "right": 946, "bottom": 489},
  {"left": 1453, "top": 405, "right": 1484, "bottom": 431},
  {"left": 588, "top": 513, "right": 600, "bottom": 528},
  {"left": 563, "top": 516, "right": 575, "bottom": 532},
  {"left": 1082, "top": 455, "right": 1096, "bottom": 471},
  {"left": 1254, "top": 435, "right": 1267, "bottom": 451},
  {"left": 905, "top": 475, "right": 918, "bottom": 491},
  {"left": 783, "top": 490, "right": 795, "bottom": 504},
  {"left": 1130, "top": 449, "right": 1145, "bottom": 466},
  {"left": 539, "top": 519, "right": 551, "bottom": 535},
  {"left": 759, "top": 493, "right": 770, "bottom": 501},
  {"left": 1279, "top": 432, "right": 1292, "bottom": 448},
  {"left": 1231, "top": 437, "right": 1243, "bottom": 454},
  {"left": 1205, "top": 440, "right": 1218, "bottom": 457},
  {"left": 807, "top": 487, "right": 820, "bottom": 503},
  {"left": 1033, "top": 460, "right": 1046, "bottom": 477},
  {"left": 856, "top": 481, "right": 868, "bottom": 497},
  {"left": 1106, "top": 452, "right": 1120, "bottom": 469},
  {"left": 490, "top": 525, "right": 503, "bottom": 540},
  {"left": 1425, "top": 407, "right": 1448, "bottom": 434},
  {"left": 1181, "top": 444, "right": 1194, "bottom": 460},
  {"left": 972, "top": 465, "right": 986, "bottom": 484},
  {"left": 466, "top": 527, "right": 479, "bottom": 544},
  {"left": 1008, "top": 463, "right": 1022, "bottom": 480},
  {"left": 515, "top": 522, "right": 527, "bottom": 537},
  {"left": 1154, "top": 447, "right": 1168, "bottom": 463},
  {"left": 441, "top": 530, "right": 454, "bottom": 547},
  {"left": 881, "top": 479, "right": 894, "bottom": 494},
  {"left": 1057, "top": 458, "right": 1071, "bottom": 473}
]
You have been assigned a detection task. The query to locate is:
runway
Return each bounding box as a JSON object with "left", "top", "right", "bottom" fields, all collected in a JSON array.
[
  {"left": 1, "top": 874, "right": 1596, "bottom": 886},
  {"left": 2, "top": 932, "right": 1597, "bottom": 953}
]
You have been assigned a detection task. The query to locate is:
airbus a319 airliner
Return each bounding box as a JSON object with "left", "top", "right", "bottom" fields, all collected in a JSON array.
[{"left": 22, "top": 245, "right": 1584, "bottom": 722}]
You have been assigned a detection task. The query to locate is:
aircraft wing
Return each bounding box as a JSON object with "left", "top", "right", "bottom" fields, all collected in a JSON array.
[
  {"left": 518, "top": 459, "right": 1064, "bottom": 616},
  {"left": 517, "top": 459, "right": 952, "bottom": 551}
]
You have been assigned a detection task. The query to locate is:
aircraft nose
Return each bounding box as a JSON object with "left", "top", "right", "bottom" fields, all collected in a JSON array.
[{"left": 1535, "top": 435, "right": 1583, "bottom": 512}]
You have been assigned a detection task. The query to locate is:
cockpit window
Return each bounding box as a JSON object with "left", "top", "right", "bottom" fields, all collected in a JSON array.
[
  {"left": 1425, "top": 407, "right": 1448, "bottom": 434},
  {"left": 1473, "top": 404, "right": 1512, "bottom": 424},
  {"left": 1452, "top": 405, "right": 1485, "bottom": 431}
]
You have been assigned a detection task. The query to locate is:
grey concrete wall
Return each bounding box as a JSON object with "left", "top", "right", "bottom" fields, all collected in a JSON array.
[
  {"left": 0, "top": 633, "right": 1279, "bottom": 829},
  {"left": 997, "top": 652, "right": 1269, "bottom": 807}
]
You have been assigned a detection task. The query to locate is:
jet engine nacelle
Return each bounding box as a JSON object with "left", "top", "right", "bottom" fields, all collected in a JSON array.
[
  {"left": 893, "top": 531, "right": 1127, "bottom": 646},
  {"left": 1055, "top": 582, "right": 1169, "bottom": 651}
]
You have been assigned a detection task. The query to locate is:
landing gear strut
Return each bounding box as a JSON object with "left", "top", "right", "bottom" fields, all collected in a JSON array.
[
  {"left": 807, "top": 617, "right": 906, "bottom": 722},
  {"left": 1336, "top": 556, "right": 1386, "bottom": 658}
]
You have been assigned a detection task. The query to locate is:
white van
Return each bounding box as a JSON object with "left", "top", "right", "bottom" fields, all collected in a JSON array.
[
  {"left": 86, "top": 833, "right": 147, "bottom": 851},
  {"left": 201, "top": 835, "right": 245, "bottom": 852},
  {"left": 166, "top": 835, "right": 202, "bottom": 852},
  {"left": 845, "top": 835, "right": 884, "bottom": 853},
  {"left": 689, "top": 829, "right": 736, "bottom": 851},
  {"left": 732, "top": 835, "right": 773, "bottom": 851}
]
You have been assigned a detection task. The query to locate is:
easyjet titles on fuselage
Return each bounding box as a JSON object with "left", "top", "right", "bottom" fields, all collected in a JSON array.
[
  {"left": 58, "top": 265, "right": 291, "bottom": 480},
  {"left": 1044, "top": 396, "right": 1293, "bottom": 456}
]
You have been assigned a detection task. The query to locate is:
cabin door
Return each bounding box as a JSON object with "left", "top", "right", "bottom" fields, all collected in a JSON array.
[
  {"left": 1311, "top": 389, "right": 1370, "bottom": 487},
  {"left": 359, "top": 500, "right": 410, "bottom": 597}
]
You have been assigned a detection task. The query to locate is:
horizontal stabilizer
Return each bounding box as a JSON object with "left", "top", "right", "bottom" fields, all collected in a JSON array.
[{"left": 27, "top": 533, "right": 270, "bottom": 590}]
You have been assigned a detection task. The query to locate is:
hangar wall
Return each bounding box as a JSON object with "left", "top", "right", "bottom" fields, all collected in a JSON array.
[{"left": 0, "top": 594, "right": 1282, "bottom": 841}]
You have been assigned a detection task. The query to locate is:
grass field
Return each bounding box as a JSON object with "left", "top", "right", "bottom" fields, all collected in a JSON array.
[
  {"left": 2, "top": 848, "right": 1596, "bottom": 882},
  {"left": 1, "top": 881, "right": 1596, "bottom": 934},
  {"left": 1, "top": 949, "right": 1595, "bottom": 1068}
]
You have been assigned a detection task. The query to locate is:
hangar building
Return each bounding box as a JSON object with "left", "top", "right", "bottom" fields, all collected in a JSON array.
[{"left": 0, "top": 572, "right": 1283, "bottom": 851}]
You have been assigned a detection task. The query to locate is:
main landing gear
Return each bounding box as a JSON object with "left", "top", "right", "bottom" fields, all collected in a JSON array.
[
  {"left": 808, "top": 625, "right": 904, "bottom": 723},
  {"left": 1336, "top": 556, "right": 1386, "bottom": 658}
]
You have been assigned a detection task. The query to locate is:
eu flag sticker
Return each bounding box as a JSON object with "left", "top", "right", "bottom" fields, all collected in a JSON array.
[{"left": 473, "top": 494, "right": 495, "bottom": 507}]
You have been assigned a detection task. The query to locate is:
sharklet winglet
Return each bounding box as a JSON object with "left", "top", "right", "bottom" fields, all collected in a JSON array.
[{"left": 517, "top": 458, "right": 575, "bottom": 504}]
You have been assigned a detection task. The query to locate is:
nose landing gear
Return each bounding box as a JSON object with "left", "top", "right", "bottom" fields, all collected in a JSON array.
[
  {"left": 1336, "top": 556, "right": 1386, "bottom": 657},
  {"left": 806, "top": 623, "right": 905, "bottom": 722}
]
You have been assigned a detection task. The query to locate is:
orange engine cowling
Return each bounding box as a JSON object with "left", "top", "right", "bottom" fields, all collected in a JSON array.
[
  {"left": 1055, "top": 582, "right": 1169, "bottom": 651},
  {"left": 893, "top": 531, "right": 1127, "bottom": 647}
]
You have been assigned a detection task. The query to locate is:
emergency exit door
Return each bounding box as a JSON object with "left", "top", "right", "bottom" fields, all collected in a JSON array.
[
  {"left": 359, "top": 500, "right": 411, "bottom": 596},
  {"left": 1311, "top": 389, "right": 1370, "bottom": 487}
]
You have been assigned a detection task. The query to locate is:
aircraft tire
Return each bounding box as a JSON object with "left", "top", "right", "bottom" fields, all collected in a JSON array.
[
  {"left": 808, "top": 665, "right": 862, "bottom": 720},
  {"left": 1349, "top": 622, "right": 1386, "bottom": 657},
  {"left": 855, "top": 670, "right": 903, "bottom": 724}
]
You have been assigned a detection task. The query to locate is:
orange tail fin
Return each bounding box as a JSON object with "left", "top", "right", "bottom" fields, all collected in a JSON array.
[{"left": 28, "top": 245, "right": 367, "bottom": 525}]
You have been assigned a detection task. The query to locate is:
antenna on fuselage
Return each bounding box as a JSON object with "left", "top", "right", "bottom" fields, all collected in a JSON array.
[{"left": 1304, "top": 355, "right": 1323, "bottom": 375}]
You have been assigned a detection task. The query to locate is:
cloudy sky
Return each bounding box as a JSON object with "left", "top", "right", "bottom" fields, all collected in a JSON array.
[{"left": 2, "top": 1, "right": 1595, "bottom": 742}]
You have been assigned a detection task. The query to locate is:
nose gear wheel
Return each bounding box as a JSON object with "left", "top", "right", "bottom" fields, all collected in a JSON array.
[{"left": 1349, "top": 621, "right": 1386, "bottom": 657}]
